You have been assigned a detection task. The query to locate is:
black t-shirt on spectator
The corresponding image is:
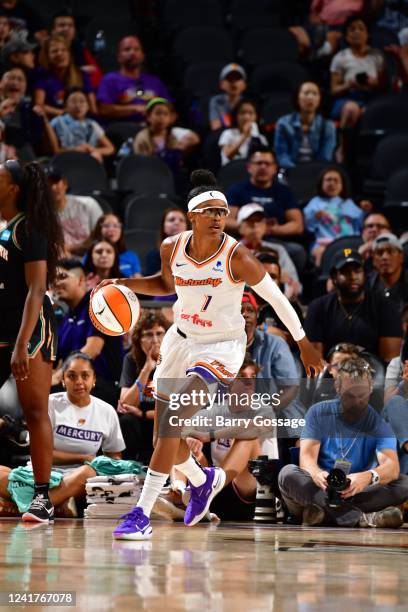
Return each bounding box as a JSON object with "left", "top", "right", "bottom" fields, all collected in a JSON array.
[
  {"left": 367, "top": 270, "right": 408, "bottom": 311},
  {"left": 119, "top": 352, "right": 155, "bottom": 415},
  {"left": 304, "top": 291, "right": 402, "bottom": 356},
  {"left": 226, "top": 179, "right": 299, "bottom": 225}
]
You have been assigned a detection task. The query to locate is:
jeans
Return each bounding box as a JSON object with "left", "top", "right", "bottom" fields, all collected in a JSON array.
[
  {"left": 383, "top": 395, "right": 408, "bottom": 474},
  {"left": 278, "top": 464, "right": 408, "bottom": 527}
]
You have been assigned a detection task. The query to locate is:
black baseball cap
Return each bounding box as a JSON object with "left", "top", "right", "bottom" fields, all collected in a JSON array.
[
  {"left": 331, "top": 248, "right": 363, "bottom": 272},
  {"left": 43, "top": 164, "right": 65, "bottom": 181}
]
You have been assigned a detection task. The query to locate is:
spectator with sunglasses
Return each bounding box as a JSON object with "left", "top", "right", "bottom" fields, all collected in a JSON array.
[{"left": 97, "top": 36, "right": 171, "bottom": 125}]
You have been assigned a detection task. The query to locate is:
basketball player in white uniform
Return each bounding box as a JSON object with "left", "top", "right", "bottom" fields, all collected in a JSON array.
[{"left": 95, "top": 169, "right": 324, "bottom": 540}]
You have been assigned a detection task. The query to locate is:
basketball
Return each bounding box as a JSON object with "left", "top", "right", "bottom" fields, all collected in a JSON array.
[{"left": 89, "top": 284, "right": 140, "bottom": 336}]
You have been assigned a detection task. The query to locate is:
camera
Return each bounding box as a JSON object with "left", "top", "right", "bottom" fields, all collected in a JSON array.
[
  {"left": 355, "top": 72, "right": 368, "bottom": 86},
  {"left": 326, "top": 468, "right": 351, "bottom": 508},
  {"left": 248, "top": 455, "right": 283, "bottom": 522}
]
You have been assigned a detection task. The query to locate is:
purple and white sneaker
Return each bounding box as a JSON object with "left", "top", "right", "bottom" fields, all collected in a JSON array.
[
  {"left": 184, "top": 467, "right": 226, "bottom": 526},
  {"left": 113, "top": 507, "right": 152, "bottom": 540}
]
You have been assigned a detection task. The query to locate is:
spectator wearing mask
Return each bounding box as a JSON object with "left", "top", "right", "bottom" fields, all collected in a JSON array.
[
  {"left": 52, "top": 259, "right": 124, "bottom": 406},
  {"left": 279, "top": 357, "right": 408, "bottom": 528},
  {"left": 91, "top": 213, "right": 141, "bottom": 278},
  {"left": 97, "top": 36, "right": 171, "bottom": 125},
  {"left": 274, "top": 81, "right": 336, "bottom": 169},
  {"left": 237, "top": 203, "right": 301, "bottom": 296},
  {"left": 118, "top": 311, "right": 170, "bottom": 463},
  {"left": 330, "top": 15, "right": 386, "bottom": 161},
  {"left": 209, "top": 63, "right": 247, "bottom": 131},
  {"left": 45, "top": 166, "right": 103, "bottom": 255},
  {"left": 50, "top": 7, "right": 103, "bottom": 90},
  {"left": 303, "top": 167, "right": 364, "bottom": 266},
  {"left": 49, "top": 88, "right": 115, "bottom": 163},
  {"left": 34, "top": 34, "right": 96, "bottom": 118},
  {"left": 367, "top": 234, "right": 408, "bottom": 310},
  {"left": 304, "top": 249, "right": 402, "bottom": 362},
  {"left": 83, "top": 239, "right": 122, "bottom": 292},
  {"left": 133, "top": 97, "right": 199, "bottom": 186},
  {"left": 145, "top": 207, "right": 188, "bottom": 276},
  {"left": 358, "top": 212, "right": 391, "bottom": 262},
  {"left": 218, "top": 98, "right": 268, "bottom": 166}
]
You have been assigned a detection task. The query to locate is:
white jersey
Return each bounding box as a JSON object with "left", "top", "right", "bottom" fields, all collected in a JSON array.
[{"left": 170, "top": 231, "right": 245, "bottom": 342}]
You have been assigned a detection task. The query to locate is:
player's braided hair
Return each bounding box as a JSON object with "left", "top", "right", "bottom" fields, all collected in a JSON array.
[{"left": 13, "top": 161, "right": 64, "bottom": 285}]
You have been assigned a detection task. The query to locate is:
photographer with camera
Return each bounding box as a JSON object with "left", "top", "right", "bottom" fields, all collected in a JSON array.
[{"left": 279, "top": 357, "right": 408, "bottom": 527}]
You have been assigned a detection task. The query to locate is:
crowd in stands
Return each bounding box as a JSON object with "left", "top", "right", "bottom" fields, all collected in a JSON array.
[{"left": 1, "top": 0, "right": 408, "bottom": 526}]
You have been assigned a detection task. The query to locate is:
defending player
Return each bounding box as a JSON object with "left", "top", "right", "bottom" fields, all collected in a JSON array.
[
  {"left": 95, "top": 169, "right": 324, "bottom": 540},
  {"left": 0, "top": 160, "right": 64, "bottom": 523}
]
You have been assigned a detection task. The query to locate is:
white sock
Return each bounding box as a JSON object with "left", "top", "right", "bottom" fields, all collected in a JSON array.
[
  {"left": 175, "top": 454, "right": 206, "bottom": 487},
  {"left": 137, "top": 468, "right": 168, "bottom": 517}
]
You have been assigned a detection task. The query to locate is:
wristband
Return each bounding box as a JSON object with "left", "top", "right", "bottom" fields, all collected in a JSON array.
[{"left": 135, "top": 379, "right": 144, "bottom": 401}]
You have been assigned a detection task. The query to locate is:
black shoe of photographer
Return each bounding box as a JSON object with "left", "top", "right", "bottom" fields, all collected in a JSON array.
[
  {"left": 359, "top": 506, "right": 403, "bottom": 529},
  {"left": 302, "top": 504, "right": 325, "bottom": 526},
  {"left": 0, "top": 415, "right": 29, "bottom": 448}
]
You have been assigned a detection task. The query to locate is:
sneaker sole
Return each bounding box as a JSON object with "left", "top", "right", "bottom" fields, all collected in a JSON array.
[
  {"left": 21, "top": 512, "right": 54, "bottom": 524},
  {"left": 113, "top": 527, "right": 153, "bottom": 541},
  {"left": 185, "top": 468, "right": 226, "bottom": 527}
]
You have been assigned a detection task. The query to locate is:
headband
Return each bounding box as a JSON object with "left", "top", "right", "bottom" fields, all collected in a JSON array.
[
  {"left": 242, "top": 291, "right": 258, "bottom": 312},
  {"left": 145, "top": 97, "right": 169, "bottom": 112},
  {"left": 188, "top": 190, "right": 228, "bottom": 212},
  {"left": 5, "top": 159, "right": 23, "bottom": 187}
]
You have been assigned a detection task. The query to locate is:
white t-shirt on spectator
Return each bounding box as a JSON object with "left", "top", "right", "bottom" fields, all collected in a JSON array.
[
  {"left": 218, "top": 126, "right": 268, "bottom": 166},
  {"left": 58, "top": 195, "right": 103, "bottom": 248},
  {"left": 330, "top": 47, "right": 384, "bottom": 82},
  {"left": 48, "top": 392, "right": 125, "bottom": 456}
]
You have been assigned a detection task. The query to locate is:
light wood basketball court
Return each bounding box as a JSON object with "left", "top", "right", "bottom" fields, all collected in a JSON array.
[{"left": 0, "top": 519, "right": 407, "bottom": 611}]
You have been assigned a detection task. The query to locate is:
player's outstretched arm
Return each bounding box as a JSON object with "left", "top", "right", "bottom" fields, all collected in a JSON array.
[
  {"left": 231, "top": 245, "right": 325, "bottom": 377},
  {"left": 93, "top": 237, "right": 176, "bottom": 296}
]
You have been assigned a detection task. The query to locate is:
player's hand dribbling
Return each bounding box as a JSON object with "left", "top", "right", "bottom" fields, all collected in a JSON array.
[
  {"left": 90, "top": 278, "right": 119, "bottom": 299},
  {"left": 11, "top": 342, "right": 30, "bottom": 381}
]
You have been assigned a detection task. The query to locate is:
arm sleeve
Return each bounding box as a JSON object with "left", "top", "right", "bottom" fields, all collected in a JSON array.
[{"left": 251, "top": 273, "right": 305, "bottom": 341}]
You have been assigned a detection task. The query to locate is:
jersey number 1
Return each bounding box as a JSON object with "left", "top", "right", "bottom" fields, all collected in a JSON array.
[{"left": 201, "top": 295, "right": 213, "bottom": 312}]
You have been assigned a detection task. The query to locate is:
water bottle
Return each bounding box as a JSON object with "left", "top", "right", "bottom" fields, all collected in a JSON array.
[{"left": 94, "top": 30, "right": 106, "bottom": 54}]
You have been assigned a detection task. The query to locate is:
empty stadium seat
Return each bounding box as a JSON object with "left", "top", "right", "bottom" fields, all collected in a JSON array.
[
  {"left": 124, "top": 229, "right": 157, "bottom": 273},
  {"left": 261, "top": 93, "right": 294, "bottom": 131},
  {"left": 52, "top": 152, "right": 108, "bottom": 194},
  {"left": 125, "top": 194, "right": 176, "bottom": 230},
  {"left": 183, "top": 62, "right": 224, "bottom": 98},
  {"left": 105, "top": 122, "right": 142, "bottom": 151},
  {"left": 218, "top": 160, "right": 248, "bottom": 190},
  {"left": 162, "top": 0, "right": 223, "bottom": 31},
  {"left": 250, "top": 62, "right": 309, "bottom": 99},
  {"left": 174, "top": 27, "right": 234, "bottom": 65},
  {"left": 286, "top": 161, "right": 346, "bottom": 206},
  {"left": 364, "top": 134, "right": 408, "bottom": 197},
  {"left": 240, "top": 28, "right": 299, "bottom": 66},
  {"left": 116, "top": 155, "right": 175, "bottom": 195},
  {"left": 229, "top": 0, "right": 282, "bottom": 31}
]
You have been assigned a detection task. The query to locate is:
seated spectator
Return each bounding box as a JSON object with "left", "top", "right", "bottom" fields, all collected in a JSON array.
[
  {"left": 304, "top": 249, "right": 402, "bottom": 362},
  {"left": 209, "top": 63, "right": 247, "bottom": 131},
  {"left": 358, "top": 212, "right": 391, "bottom": 262},
  {"left": 255, "top": 253, "right": 304, "bottom": 346},
  {"left": 384, "top": 305, "right": 408, "bottom": 403},
  {"left": 0, "top": 32, "right": 35, "bottom": 91},
  {"left": 118, "top": 311, "right": 170, "bottom": 463},
  {"left": 145, "top": 207, "right": 188, "bottom": 276},
  {"left": 330, "top": 15, "right": 386, "bottom": 161},
  {"left": 274, "top": 81, "right": 336, "bottom": 169},
  {"left": 34, "top": 34, "right": 96, "bottom": 118},
  {"left": 49, "top": 88, "right": 115, "bottom": 163},
  {"left": 303, "top": 167, "right": 364, "bottom": 266},
  {"left": 45, "top": 165, "right": 103, "bottom": 255},
  {"left": 226, "top": 146, "right": 305, "bottom": 270},
  {"left": 311, "top": 341, "right": 364, "bottom": 404},
  {"left": 52, "top": 259, "right": 124, "bottom": 406},
  {"left": 290, "top": 0, "right": 363, "bottom": 58},
  {"left": 84, "top": 239, "right": 121, "bottom": 292},
  {"left": 97, "top": 36, "right": 171, "bottom": 125},
  {"left": 367, "top": 234, "right": 408, "bottom": 309},
  {"left": 279, "top": 357, "right": 408, "bottom": 528},
  {"left": 0, "top": 0, "right": 46, "bottom": 43},
  {"left": 0, "top": 352, "right": 125, "bottom": 517},
  {"left": 218, "top": 99, "right": 268, "bottom": 166},
  {"left": 50, "top": 7, "right": 103, "bottom": 90},
  {"left": 237, "top": 203, "right": 301, "bottom": 296},
  {"left": 133, "top": 97, "right": 199, "bottom": 184},
  {"left": 91, "top": 214, "right": 141, "bottom": 278},
  {"left": 0, "top": 11, "right": 11, "bottom": 50}
]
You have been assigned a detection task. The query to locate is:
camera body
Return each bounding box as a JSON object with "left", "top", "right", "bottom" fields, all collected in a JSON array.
[
  {"left": 326, "top": 468, "right": 351, "bottom": 508},
  {"left": 248, "top": 455, "right": 283, "bottom": 522}
]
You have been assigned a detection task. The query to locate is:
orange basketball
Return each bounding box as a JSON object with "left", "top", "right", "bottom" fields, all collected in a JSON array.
[{"left": 89, "top": 284, "right": 140, "bottom": 336}]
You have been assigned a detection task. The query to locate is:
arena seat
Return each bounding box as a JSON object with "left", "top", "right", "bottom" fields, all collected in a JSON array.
[
  {"left": 364, "top": 133, "right": 408, "bottom": 198},
  {"left": 162, "top": 0, "right": 223, "bottom": 32},
  {"left": 183, "top": 62, "right": 224, "bottom": 98},
  {"left": 218, "top": 160, "right": 248, "bottom": 190},
  {"left": 174, "top": 27, "right": 234, "bottom": 65},
  {"left": 229, "top": 0, "right": 282, "bottom": 31},
  {"left": 52, "top": 151, "right": 109, "bottom": 194},
  {"left": 124, "top": 194, "right": 176, "bottom": 231},
  {"left": 250, "top": 63, "right": 310, "bottom": 99},
  {"left": 384, "top": 170, "right": 408, "bottom": 231},
  {"left": 105, "top": 122, "right": 142, "bottom": 152},
  {"left": 124, "top": 228, "right": 158, "bottom": 272},
  {"left": 318, "top": 235, "right": 364, "bottom": 280},
  {"left": 261, "top": 93, "right": 294, "bottom": 131},
  {"left": 116, "top": 154, "right": 175, "bottom": 196},
  {"left": 240, "top": 28, "right": 299, "bottom": 66},
  {"left": 286, "top": 161, "right": 347, "bottom": 206}
]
